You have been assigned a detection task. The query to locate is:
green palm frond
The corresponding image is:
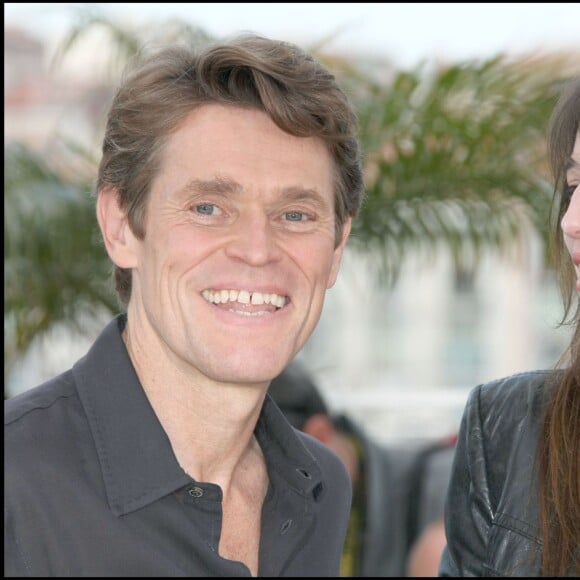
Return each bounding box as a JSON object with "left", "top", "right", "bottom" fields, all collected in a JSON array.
[
  {"left": 4, "top": 142, "right": 120, "bottom": 376},
  {"left": 348, "top": 53, "right": 576, "bottom": 283}
]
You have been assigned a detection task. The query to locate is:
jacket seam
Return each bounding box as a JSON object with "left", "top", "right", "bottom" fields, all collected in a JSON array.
[{"left": 494, "top": 512, "right": 542, "bottom": 545}]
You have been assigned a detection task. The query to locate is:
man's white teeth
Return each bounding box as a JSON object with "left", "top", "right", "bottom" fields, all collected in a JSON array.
[{"left": 202, "top": 289, "right": 286, "bottom": 308}]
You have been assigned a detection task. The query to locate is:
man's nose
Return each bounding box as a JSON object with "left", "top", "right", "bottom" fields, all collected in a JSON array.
[{"left": 224, "top": 210, "right": 282, "bottom": 266}]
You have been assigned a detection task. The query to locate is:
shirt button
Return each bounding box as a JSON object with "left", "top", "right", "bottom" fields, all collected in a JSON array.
[{"left": 187, "top": 486, "right": 204, "bottom": 498}]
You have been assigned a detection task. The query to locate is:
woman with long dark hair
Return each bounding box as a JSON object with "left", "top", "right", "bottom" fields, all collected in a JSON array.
[{"left": 440, "top": 78, "right": 580, "bottom": 577}]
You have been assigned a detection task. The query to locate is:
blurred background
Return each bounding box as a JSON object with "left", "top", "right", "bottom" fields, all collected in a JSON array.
[{"left": 5, "top": 2, "right": 580, "bottom": 444}]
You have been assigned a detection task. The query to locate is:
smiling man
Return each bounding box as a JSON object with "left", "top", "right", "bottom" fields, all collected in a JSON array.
[{"left": 4, "top": 35, "right": 364, "bottom": 577}]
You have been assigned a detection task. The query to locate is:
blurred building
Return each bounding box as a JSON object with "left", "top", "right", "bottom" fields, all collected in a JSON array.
[
  {"left": 4, "top": 26, "right": 112, "bottom": 153},
  {"left": 299, "top": 245, "right": 569, "bottom": 443},
  {"left": 4, "top": 26, "right": 571, "bottom": 443}
]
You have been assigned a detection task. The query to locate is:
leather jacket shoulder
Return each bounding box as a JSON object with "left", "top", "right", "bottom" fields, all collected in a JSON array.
[{"left": 439, "top": 370, "right": 559, "bottom": 577}]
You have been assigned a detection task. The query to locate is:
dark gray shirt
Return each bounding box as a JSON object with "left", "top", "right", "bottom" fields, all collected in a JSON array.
[{"left": 5, "top": 316, "right": 352, "bottom": 577}]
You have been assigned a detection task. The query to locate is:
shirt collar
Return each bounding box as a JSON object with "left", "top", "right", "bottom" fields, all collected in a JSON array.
[
  {"left": 72, "top": 315, "right": 324, "bottom": 515},
  {"left": 257, "top": 394, "right": 324, "bottom": 497},
  {"left": 72, "top": 315, "right": 191, "bottom": 516}
]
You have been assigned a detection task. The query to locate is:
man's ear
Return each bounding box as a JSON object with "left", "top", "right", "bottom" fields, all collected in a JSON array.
[
  {"left": 327, "top": 216, "right": 352, "bottom": 289},
  {"left": 96, "top": 186, "right": 139, "bottom": 269}
]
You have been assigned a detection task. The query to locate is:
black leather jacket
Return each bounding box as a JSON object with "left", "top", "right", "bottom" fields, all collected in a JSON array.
[{"left": 439, "top": 370, "right": 562, "bottom": 577}]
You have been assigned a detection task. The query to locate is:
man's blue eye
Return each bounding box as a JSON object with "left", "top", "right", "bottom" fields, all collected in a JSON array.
[
  {"left": 195, "top": 203, "right": 216, "bottom": 215},
  {"left": 285, "top": 211, "right": 305, "bottom": 222}
]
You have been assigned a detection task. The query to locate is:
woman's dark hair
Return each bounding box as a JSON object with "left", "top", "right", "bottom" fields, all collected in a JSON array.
[{"left": 539, "top": 76, "right": 580, "bottom": 577}]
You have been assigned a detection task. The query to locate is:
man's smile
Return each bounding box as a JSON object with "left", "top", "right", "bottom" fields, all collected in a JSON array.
[{"left": 202, "top": 288, "right": 288, "bottom": 315}]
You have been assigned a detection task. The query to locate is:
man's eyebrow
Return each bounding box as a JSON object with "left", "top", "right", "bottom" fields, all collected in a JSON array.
[
  {"left": 181, "top": 177, "right": 243, "bottom": 196},
  {"left": 281, "top": 186, "right": 330, "bottom": 207}
]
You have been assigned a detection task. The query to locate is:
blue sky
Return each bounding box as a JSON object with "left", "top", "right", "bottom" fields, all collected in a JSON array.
[{"left": 5, "top": 2, "right": 580, "bottom": 68}]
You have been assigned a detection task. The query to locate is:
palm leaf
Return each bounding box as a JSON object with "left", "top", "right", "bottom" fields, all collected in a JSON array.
[
  {"left": 348, "top": 53, "right": 576, "bottom": 284},
  {"left": 4, "top": 142, "right": 119, "bottom": 376}
]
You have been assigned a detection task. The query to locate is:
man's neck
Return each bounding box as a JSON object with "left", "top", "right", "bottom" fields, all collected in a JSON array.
[{"left": 122, "top": 320, "right": 268, "bottom": 490}]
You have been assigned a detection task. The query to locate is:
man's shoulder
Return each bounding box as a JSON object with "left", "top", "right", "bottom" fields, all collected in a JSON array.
[
  {"left": 5, "top": 369, "right": 85, "bottom": 492},
  {"left": 5, "top": 317, "right": 124, "bottom": 429},
  {"left": 5, "top": 369, "right": 78, "bottom": 429}
]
